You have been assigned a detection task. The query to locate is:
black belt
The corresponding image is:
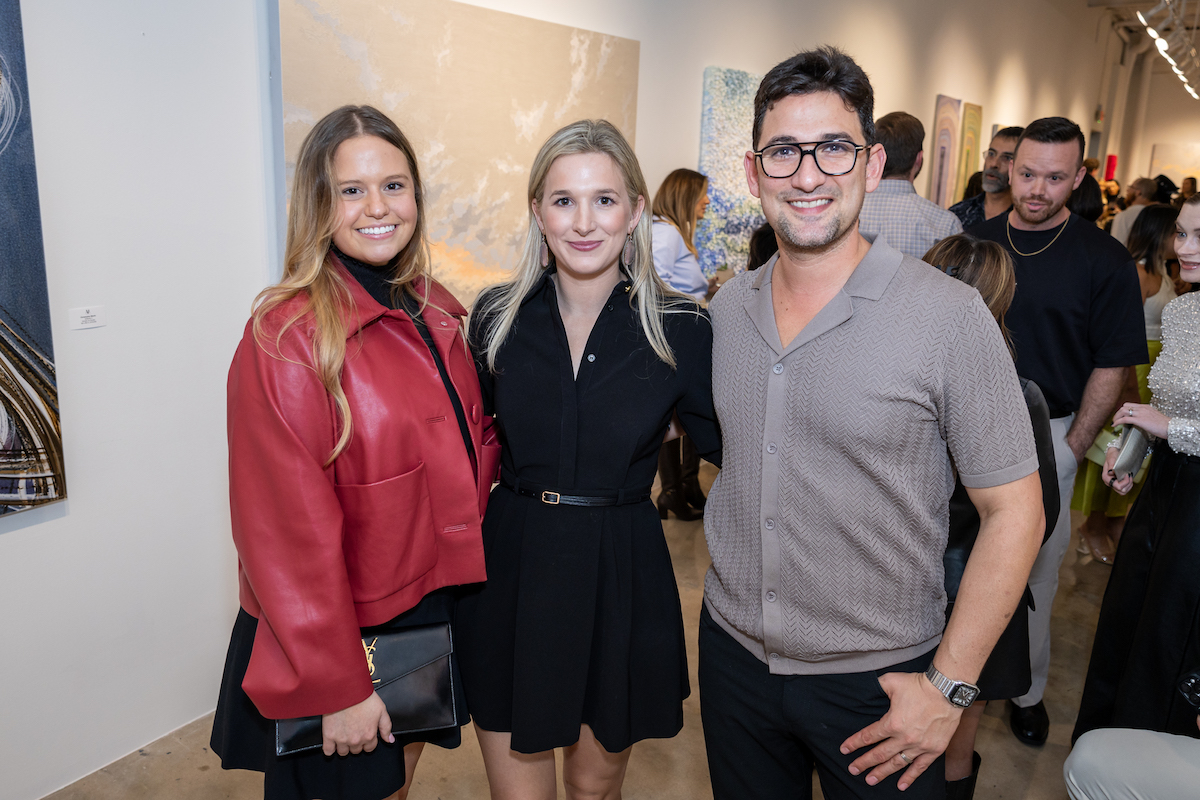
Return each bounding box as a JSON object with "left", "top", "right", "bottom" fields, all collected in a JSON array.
[{"left": 499, "top": 471, "right": 651, "bottom": 507}]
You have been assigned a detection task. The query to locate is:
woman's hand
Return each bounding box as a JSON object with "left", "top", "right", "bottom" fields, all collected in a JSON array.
[
  {"left": 321, "top": 691, "right": 393, "bottom": 756},
  {"left": 1102, "top": 446, "right": 1134, "bottom": 495},
  {"left": 1112, "top": 402, "right": 1170, "bottom": 439}
]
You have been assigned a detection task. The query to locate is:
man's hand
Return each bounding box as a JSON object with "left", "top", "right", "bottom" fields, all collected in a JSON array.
[
  {"left": 839, "top": 672, "right": 963, "bottom": 791},
  {"left": 321, "top": 691, "right": 393, "bottom": 756}
]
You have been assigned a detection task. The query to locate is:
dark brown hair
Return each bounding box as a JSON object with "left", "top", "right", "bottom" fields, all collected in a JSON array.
[
  {"left": 1127, "top": 203, "right": 1180, "bottom": 277},
  {"left": 875, "top": 111, "right": 924, "bottom": 178},
  {"left": 1015, "top": 117, "right": 1085, "bottom": 168},
  {"left": 752, "top": 46, "right": 874, "bottom": 149}
]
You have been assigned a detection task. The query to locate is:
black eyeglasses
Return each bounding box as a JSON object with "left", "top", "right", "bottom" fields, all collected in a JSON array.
[{"left": 753, "top": 140, "right": 868, "bottom": 178}]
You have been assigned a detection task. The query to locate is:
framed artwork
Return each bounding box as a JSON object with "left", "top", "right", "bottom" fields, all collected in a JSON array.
[
  {"left": 927, "top": 94, "right": 961, "bottom": 208},
  {"left": 279, "top": 0, "right": 639, "bottom": 304},
  {"left": 1149, "top": 143, "right": 1200, "bottom": 187},
  {"left": 696, "top": 66, "right": 765, "bottom": 275},
  {"left": 956, "top": 103, "right": 982, "bottom": 204},
  {"left": 0, "top": 0, "right": 64, "bottom": 518}
]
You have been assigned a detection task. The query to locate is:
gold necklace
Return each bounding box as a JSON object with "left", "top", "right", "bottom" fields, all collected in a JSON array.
[{"left": 1007, "top": 214, "right": 1070, "bottom": 257}]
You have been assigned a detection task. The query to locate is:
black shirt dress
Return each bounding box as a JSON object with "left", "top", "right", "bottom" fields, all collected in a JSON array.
[{"left": 455, "top": 271, "right": 721, "bottom": 754}]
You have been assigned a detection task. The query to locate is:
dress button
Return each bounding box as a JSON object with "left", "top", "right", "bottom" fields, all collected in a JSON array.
[
  {"left": 765, "top": 518, "right": 775, "bottom": 530},
  {"left": 587, "top": 353, "right": 596, "bottom": 362},
  {"left": 606, "top": 304, "right": 614, "bottom": 312},
  {"left": 766, "top": 591, "right": 777, "bottom": 603},
  {"left": 767, "top": 443, "right": 777, "bottom": 454},
  {"left": 773, "top": 363, "right": 784, "bottom": 374}
]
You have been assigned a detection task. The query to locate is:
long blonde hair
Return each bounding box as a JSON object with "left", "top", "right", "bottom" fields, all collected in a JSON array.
[
  {"left": 475, "top": 119, "right": 693, "bottom": 372},
  {"left": 252, "top": 105, "right": 431, "bottom": 464},
  {"left": 652, "top": 168, "right": 708, "bottom": 256}
]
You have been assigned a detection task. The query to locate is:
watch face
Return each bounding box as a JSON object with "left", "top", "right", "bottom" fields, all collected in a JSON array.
[{"left": 952, "top": 685, "right": 979, "bottom": 707}]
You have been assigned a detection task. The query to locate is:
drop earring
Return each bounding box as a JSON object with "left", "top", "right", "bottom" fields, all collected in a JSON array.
[
  {"left": 539, "top": 234, "right": 550, "bottom": 268},
  {"left": 621, "top": 234, "right": 635, "bottom": 269}
]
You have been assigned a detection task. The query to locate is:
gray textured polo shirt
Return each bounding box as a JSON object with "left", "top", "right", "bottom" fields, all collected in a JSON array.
[{"left": 704, "top": 235, "right": 1038, "bottom": 675}]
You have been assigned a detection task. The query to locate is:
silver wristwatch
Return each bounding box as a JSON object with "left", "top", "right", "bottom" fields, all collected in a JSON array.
[{"left": 924, "top": 664, "right": 979, "bottom": 708}]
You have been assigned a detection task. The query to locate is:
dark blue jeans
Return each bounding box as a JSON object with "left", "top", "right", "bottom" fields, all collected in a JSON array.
[{"left": 699, "top": 605, "right": 945, "bottom": 800}]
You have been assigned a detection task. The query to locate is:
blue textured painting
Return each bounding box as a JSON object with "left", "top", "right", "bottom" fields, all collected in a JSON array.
[
  {"left": 1, "top": 0, "right": 64, "bottom": 517},
  {"left": 696, "top": 66, "right": 766, "bottom": 276}
]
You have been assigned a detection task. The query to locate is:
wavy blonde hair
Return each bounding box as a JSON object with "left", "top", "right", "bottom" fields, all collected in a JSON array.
[
  {"left": 475, "top": 119, "right": 693, "bottom": 372},
  {"left": 652, "top": 168, "right": 708, "bottom": 256},
  {"left": 252, "top": 105, "right": 431, "bottom": 464}
]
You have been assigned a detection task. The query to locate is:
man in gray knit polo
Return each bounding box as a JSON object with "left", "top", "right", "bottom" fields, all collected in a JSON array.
[{"left": 699, "top": 47, "right": 1045, "bottom": 800}]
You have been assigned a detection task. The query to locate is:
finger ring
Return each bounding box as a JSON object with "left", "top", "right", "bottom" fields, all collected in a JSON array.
[
  {"left": 1128, "top": 409, "right": 1135, "bottom": 417},
  {"left": 898, "top": 752, "right": 913, "bottom": 765}
]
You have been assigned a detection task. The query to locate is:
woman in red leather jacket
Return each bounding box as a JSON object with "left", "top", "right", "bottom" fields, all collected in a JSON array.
[{"left": 210, "top": 105, "right": 498, "bottom": 800}]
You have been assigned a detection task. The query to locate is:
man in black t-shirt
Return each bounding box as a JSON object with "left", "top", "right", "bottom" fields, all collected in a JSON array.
[{"left": 970, "top": 117, "right": 1147, "bottom": 747}]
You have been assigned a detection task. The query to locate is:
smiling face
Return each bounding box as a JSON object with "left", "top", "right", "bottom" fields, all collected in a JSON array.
[
  {"left": 1009, "top": 139, "right": 1086, "bottom": 229},
  {"left": 981, "top": 135, "right": 1018, "bottom": 194},
  {"left": 744, "top": 91, "right": 884, "bottom": 255},
  {"left": 1176, "top": 202, "right": 1200, "bottom": 283},
  {"left": 533, "top": 152, "right": 644, "bottom": 282},
  {"left": 330, "top": 135, "right": 418, "bottom": 266}
]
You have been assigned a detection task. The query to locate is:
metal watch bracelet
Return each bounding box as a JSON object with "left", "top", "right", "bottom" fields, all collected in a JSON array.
[{"left": 924, "top": 663, "right": 980, "bottom": 708}]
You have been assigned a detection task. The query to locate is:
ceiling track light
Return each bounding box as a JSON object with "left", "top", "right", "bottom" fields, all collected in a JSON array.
[
  {"left": 1139, "top": 0, "right": 1173, "bottom": 38},
  {"left": 1138, "top": 0, "right": 1171, "bottom": 26}
]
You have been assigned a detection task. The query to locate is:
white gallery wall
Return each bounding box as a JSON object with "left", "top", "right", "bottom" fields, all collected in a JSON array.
[
  {"left": 1128, "top": 69, "right": 1200, "bottom": 184},
  {"left": 0, "top": 1, "right": 1165, "bottom": 798}
]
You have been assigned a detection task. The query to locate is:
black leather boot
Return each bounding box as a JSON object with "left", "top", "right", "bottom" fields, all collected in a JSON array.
[
  {"left": 657, "top": 439, "right": 703, "bottom": 521},
  {"left": 945, "top": 751, "right": 980, "bottom": 800},
  {"left": 680, "top": 436, "right": 707, "bottom": 511}
]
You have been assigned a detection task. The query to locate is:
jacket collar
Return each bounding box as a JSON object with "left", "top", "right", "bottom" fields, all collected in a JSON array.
[
  {"left": 746, "top": 233, "right": 903, "bottom": 355},
  {"left": 521, "top": 263, "right": 634, "bottom": 307},
  {"left": 328, "top": 252, "right": 468, "bottom": 340}
]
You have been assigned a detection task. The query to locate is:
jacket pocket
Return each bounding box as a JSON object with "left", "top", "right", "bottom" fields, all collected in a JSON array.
[{"left": 336, "top": 462, "right": 438, "bottom": 602}]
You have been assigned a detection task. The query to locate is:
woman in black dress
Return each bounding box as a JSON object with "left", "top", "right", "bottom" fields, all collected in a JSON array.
[{"left": 457, "top": 119, "right": 721, "bottom": 799}]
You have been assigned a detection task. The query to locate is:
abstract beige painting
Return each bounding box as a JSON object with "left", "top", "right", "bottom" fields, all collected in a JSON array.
[{"left": 280, "top": 0, "right": 640, "bottom": 303}]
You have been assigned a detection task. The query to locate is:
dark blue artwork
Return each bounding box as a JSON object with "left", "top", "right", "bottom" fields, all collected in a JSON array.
[{"left": 0, "top": 0, "right": 64, "bottom": 516}]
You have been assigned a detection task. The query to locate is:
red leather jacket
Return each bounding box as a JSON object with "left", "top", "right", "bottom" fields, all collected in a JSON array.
[{"left": 227, "top": 266, "right": 497, "bottom": 720}]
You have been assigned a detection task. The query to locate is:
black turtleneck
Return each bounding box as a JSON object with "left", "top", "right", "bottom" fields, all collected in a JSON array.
[{"left": 332, "top": 247, "right": 476, "bottom": 471}]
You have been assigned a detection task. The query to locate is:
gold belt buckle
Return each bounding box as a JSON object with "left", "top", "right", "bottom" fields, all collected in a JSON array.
[{"left": 541, "top": 491, "right": 561, "bottom": 505}]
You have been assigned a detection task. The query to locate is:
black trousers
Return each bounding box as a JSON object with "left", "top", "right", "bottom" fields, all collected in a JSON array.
[{"left": 699, "top": 606, "right": 945, "bottom": 800}]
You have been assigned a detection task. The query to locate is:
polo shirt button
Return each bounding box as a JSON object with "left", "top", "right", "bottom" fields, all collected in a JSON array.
[
  {"left": 773, "top": 363, "right": 784, "bottom": 374},
  {"left": 766, "top": 591, "right": 777, "bottom": 603},
  {"left": 587, "top": 354, "right": 596, "bottom": 362},
  {"left": 767, "top": 443, "right": 777, "bottom": 454},
  {"left": 765, "top": 518, "right": 775, "bottom": 530}
]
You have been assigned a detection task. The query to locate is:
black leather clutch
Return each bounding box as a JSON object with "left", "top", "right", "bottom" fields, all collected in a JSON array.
[{"left": 275, "top": 622, "right": 457, "bottom": 756}]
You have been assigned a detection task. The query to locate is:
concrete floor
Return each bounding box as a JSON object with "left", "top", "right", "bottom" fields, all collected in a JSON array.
[{"left": 46, "top": 465, "right": 1111, "bottom": 800}]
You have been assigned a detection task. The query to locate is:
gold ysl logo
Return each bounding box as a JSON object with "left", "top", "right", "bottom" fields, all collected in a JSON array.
[{"left": 363, "top": 637, "right": 380, "bottom": 685}]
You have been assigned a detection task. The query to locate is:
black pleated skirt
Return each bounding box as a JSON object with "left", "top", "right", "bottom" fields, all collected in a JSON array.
[
  {"left": 1074, "top": 448, "right": 1200, "bottom": 742},
  {"left": 454, "top": 486, "right": 689, "bottom": 754},
  {"left": 210, "top": 589, "right": 468, "bottom": 800}
]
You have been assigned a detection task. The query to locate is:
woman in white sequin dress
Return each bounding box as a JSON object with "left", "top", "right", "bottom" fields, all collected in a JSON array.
[{"left": 1073, "top": 194, "right": 1200, "bottom": 742}]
